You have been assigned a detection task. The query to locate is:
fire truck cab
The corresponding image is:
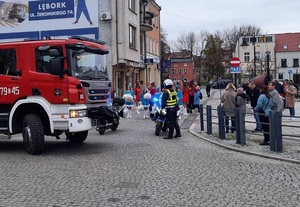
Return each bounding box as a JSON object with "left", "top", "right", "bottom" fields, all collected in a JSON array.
[{"left": 0, "top": 36, "right": 111, "bottom": 154}]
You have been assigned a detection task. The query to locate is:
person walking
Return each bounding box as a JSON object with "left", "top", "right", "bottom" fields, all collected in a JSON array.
[
  {"left": 134, "top": 81, "right": 142, "bottom": 114},
  {"left": 193, "top": 85, "right": 202, "bottom": 113},
  {"left": 149, "top": 81, "right": 156, "bottom": 112},
  {"left": 182, "top": 82, "right": 189, "bottom": 115},
  {"left": 188, "top": 80, "right": 196, "bottom": 113},
  {"left": 221, "top": 83, "right": 237, "bottom": 133},
  {"left": 284, "top": 81, "right": 297, "bottom": 119},
  {"left": 123, "top": 86, "right": 134, "bottom": 118},
  {"left": 254, "top": 86, "right": 272, "bottom": 145},
  {"left": 176, "top": 85, "right": 183, "bottom": 119},
  {"left": 248, "top": 82, "right": 262, "bottom": 132},
  {"left": 206, "top": 81, "right": 212, "bottom": 98},
  {"left": 140, "top": 88, "right": 151, "bottom": 119},
  {"left": 161, "top": 79, "right": 181, "bottom": 139}
]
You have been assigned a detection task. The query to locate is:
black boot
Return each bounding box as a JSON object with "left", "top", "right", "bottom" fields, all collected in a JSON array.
[
  {"left": 174, "top": 134, "right": 181, "bottom": 138},
  {"left": 164, "top": 127, "right": 174, "bottom": 139}
]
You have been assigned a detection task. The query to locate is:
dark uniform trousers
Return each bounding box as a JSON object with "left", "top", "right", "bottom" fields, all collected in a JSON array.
[{"left": 166, "top": 107, "right": 180, "bottom": 138}]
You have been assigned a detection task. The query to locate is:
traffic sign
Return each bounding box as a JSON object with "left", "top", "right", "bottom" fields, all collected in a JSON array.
[
  {"left": 230, "top": 57, "right": 241, "bottom": 67},
  {"left": 288, "top": 69, "right": 293, "bottom": 74},
  {"left": 230, "top": 66, "right": 240, "bottom": 73}
]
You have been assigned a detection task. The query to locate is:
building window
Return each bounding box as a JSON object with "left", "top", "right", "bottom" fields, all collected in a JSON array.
[
  {"left": 293, "top": 58, "right": 299, "bottom": 67},
  {"left": 129, "top": 24, "right": 136, "bottom": 49},
  {"left": 255, "top": 52, "right": 260, "bottom": 61},
  {"left": 244, "top": 52, "right": 249, "bottom": 62},
  {"left": 266, "top": 36, "right": 273, "bottom": 42},
  {"left": 184, "top": 69, "right": 187, "bottom": 74},
  {"left": 278, "top": 73, "right": 283, "bottom": 79},
  {"left": 281, "top": 59, "right": 287, "bottom": 67},
  {"left": 128, "top": 0, "right": 135, "bottom": 12},
  {"left": 265, "top": 51, "right": 271, "bottom": 60},
  {"left": 172, "top": 69, "right": 176, "bottom": 74},
  {"left": 178, "top": 69, "right": 181, "bottom": 74}
]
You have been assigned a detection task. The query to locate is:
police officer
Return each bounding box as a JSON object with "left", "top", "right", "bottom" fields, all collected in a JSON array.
[{"left": 161, "top": 79, "right": 181, "bottom": 139}]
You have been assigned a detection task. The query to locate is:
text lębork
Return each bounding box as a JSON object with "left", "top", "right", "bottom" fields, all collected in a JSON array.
[{"left": 38, "top": 2, "right": 66, "bottom": 11}]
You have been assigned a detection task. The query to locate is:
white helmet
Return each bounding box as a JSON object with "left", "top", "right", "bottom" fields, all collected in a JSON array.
[{"left": 164, "top": 79, "right": 173, "bottom": 87}]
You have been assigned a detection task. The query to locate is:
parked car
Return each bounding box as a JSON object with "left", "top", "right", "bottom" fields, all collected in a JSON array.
[{"left": 211, "top": 79, "right": 232, "bottom": 89}]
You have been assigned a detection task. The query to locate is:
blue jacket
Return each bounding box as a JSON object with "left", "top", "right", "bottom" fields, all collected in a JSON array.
[
  {"left": 254, "top": 94, "right": 272, "bottom": 116},
  {"left": 124, "top": 90, "right": 134, "bottom": 106},
  {"left": 140, "top": 92, "right": 150, "bottom": 106},
  {"left": 193, "top": 90, "right": 202, "bottom": 105},
  {"left": 177, "top": 90, "right": 183, "bottom": 106}
]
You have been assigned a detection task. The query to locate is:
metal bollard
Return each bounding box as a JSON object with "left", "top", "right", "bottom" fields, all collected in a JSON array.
[
  {"left": 206, "top": 105, "right": 212, "bottom": 135},
  {"left": 235, "top": 108, "right": 246, "bottom": 145},
  {"left": 218, "top": 105, "right": 225, "bottom": 139},
  {"left": 269, "top": 111, "right": 282, "bottom": 152},
  {"left": 199, "top": 104, "right": 204, "bottom": 131}
]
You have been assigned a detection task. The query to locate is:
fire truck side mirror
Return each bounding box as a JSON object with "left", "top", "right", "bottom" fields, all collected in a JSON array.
[{"left": 49, "top": 58, "right": 64, "bottom": 78}]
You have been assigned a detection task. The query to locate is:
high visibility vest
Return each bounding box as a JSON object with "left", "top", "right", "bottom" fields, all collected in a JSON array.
[{"left": 166, "top": 89, "right": 177, "bottom": 106}]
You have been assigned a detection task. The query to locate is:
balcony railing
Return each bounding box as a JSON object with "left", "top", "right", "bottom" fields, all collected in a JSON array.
[{"left": 140, "top": 11, "right": 154, "bottom": 32}]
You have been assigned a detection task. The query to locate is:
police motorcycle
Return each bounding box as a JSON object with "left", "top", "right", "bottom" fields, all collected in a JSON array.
[
  {"left": 88, "top": 97, "right": 128, "bottom": 135},
  {"left": 150, "top": 92, "right": 168, "bottom": 136}
]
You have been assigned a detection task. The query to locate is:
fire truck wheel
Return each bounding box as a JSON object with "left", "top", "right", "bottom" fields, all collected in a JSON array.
[
  {"left": 22, "top": 114, "right": 45, "bottom": 155},
  {"left": 66, "top": 131, "right": 88, "bottom": 143}
]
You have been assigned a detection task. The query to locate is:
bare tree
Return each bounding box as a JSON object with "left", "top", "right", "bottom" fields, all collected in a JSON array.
[
  {"left": 160, "top": 27, "right": 170, "bottom": 59},
  {"left": 223, "top": 24, "right": 262, "bottom": 55},
  {"left": 173, "top": 31, "right": 197, "bottom": 57}
]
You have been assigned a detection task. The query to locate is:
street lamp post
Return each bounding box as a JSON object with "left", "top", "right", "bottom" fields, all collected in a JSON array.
[{"left": 241, "top": 35, "right": 256, "bottom": 78}]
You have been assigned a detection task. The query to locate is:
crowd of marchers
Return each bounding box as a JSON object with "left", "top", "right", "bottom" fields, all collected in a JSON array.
[{"left": 120, "top": 79, "right": 204, "bottom": 139}]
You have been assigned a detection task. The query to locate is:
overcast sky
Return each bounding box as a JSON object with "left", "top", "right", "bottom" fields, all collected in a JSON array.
[{"left": 156, "top": 0, "right": 300, "bottom": 42}]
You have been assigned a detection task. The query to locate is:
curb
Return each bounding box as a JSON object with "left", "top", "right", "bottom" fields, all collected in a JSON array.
[{"left": 189, "top": 123, "right": 300, "bottom": 165}]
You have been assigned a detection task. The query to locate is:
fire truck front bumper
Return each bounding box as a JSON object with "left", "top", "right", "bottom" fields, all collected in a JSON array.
[{"left": 68, "top": 117, "right": 93, "bottom": 132}]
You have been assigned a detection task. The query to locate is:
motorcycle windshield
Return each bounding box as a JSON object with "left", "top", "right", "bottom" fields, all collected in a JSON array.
[{"left": 152, "top": 92, "right": 163, "bottom": 109}]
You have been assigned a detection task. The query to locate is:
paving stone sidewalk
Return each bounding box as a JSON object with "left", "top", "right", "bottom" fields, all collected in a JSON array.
[{"left": 187, "top": 89, "right": 300, "bottom": 164}]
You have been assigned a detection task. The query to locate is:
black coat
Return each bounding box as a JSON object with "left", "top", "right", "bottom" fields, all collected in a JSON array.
[{"left": 250, "top": 86, "right": 260, "bottom": 108}]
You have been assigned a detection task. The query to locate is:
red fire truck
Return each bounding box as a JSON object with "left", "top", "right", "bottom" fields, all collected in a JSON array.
[{"left": 0, "top": 36, "right": 111, "bottom": 154}]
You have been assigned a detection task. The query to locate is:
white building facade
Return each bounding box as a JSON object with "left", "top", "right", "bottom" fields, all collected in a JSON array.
[
  {"left": 275, "top": 33, "right": 300, "bottom": 83},
  {"left": 99, "top": 0, "right": 161, "bottom": 97},
  {"left": 235, "top": 35, "right": 275, "bottom": 82}
]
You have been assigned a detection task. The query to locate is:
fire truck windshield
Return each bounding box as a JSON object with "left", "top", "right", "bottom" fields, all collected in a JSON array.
[{"left": 71, "top": 51, "right": 109, "bottom": 81}]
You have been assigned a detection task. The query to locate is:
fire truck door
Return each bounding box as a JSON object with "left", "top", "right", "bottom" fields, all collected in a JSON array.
[{"left": 0, "top": 48, "right": 21, "bottom": 104}]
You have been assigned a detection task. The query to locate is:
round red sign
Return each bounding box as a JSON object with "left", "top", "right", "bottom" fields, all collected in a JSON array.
[{"left": 230, "top": 57, "right": 241, "bottom": 67}]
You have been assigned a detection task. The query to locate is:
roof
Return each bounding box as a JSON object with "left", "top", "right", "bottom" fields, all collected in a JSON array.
[
  {"left": 171, "top": 58, "right": 193, "bottom": 63},
  {"left": 275, "top": 32, "right": 300, "bottom": 52}
]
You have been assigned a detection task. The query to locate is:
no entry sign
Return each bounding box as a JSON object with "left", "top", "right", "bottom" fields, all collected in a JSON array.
[{"left": 230, "top": 57, "right": 241, "bottom": 67}]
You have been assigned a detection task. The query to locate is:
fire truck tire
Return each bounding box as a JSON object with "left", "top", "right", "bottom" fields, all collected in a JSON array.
[
  {"left": 22, "top": 114, "right": 45, "bottom": 155},
  {"left": 66, "top": 131, "right": 88, "bottom": 143}
]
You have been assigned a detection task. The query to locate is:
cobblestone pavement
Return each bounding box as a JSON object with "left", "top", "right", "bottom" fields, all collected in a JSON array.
[
  {"left": 0, "top": 93, "right": 300, "bottom": 206},
  {"left": 190, "top": 89, "right": 300, "bottom": 164}
]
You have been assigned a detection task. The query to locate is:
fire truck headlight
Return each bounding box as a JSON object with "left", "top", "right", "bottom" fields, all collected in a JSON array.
[{"left": 69, "top": 109, "right": 87, "bottom": 118}]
